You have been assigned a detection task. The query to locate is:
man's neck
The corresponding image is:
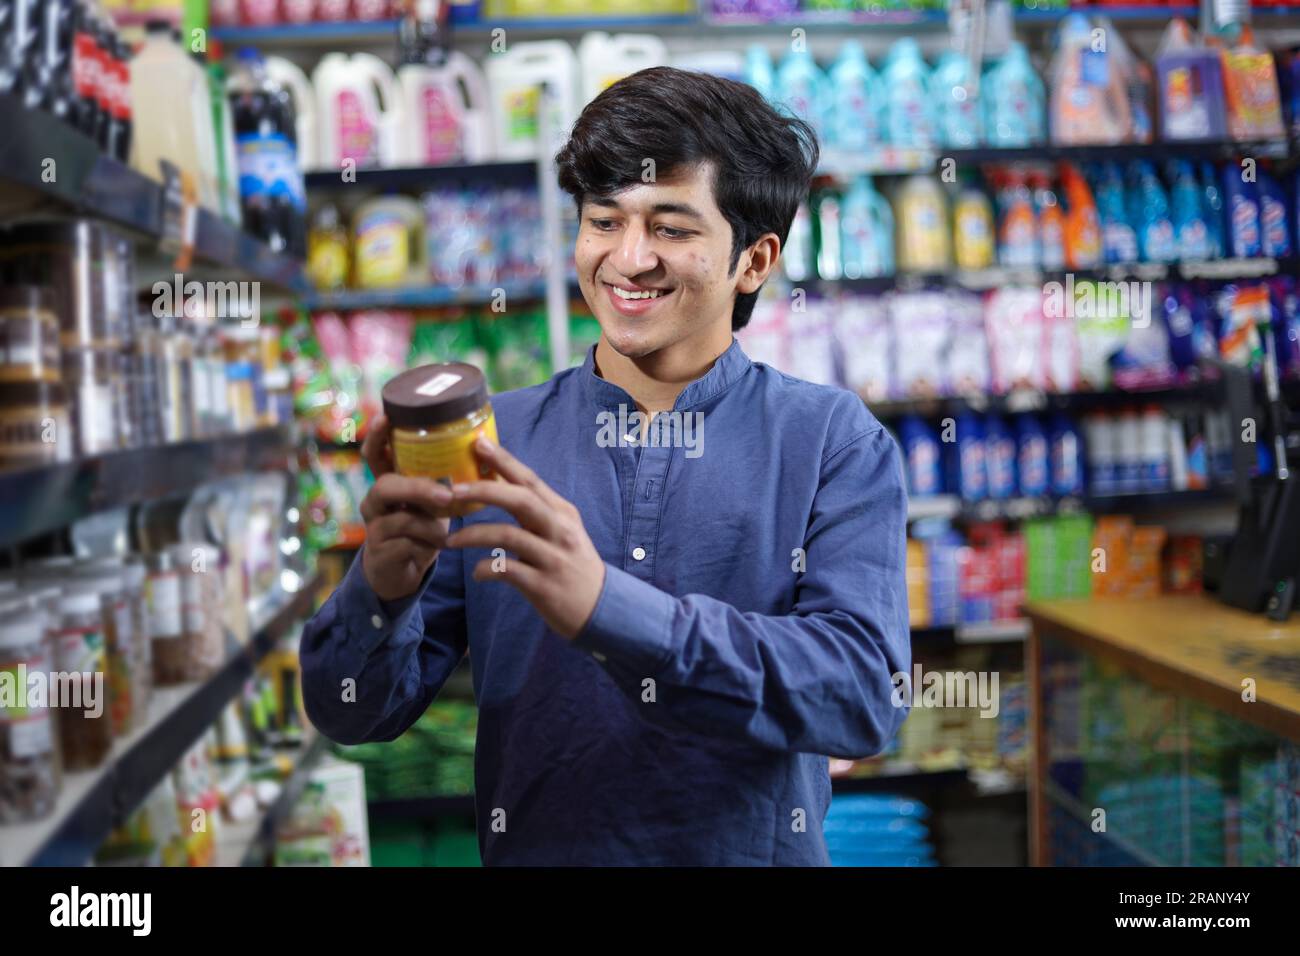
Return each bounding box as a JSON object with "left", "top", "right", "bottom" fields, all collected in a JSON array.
[{"left": 593, "top": 328, "right": 733, "bottom": 417}]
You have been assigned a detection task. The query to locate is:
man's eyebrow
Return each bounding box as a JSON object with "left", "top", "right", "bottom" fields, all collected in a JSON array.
[{"left": 586, "top": 196, "right": 707, "bottom": 221}]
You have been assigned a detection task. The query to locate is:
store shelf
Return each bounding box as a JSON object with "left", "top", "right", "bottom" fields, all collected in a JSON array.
[
  {"left": 0, "top": 425, "right": 296, "bottom": 550},
  {"left": 1042, "top": 779, "right": 1166, "bottom": 866},
  {"left": 913, "top": 620, "right": 1032, "bottom": 644},
  {"left": 831, "top": 767, "right": 969, "bottom": 792},
  {"left": 941, "top": 138, "right": 1291, "bottom": 166},
  {"left": 870, "top": 382, "right": 1224, "bottom": 420},
  {"left": 210, "top": 19, "right": 402, "bottom": 46},
  {"left": 906, "top": 488, "right": 1236, "bottom": 524},
  {"left": 3, "top": 576, "right": 321, "bottom": 867},
  {"left": 214, "top": 730, "right": 330, "bottom": 867},
  {"left": 303, "top": 160, "right": 538, "bottom": 191},
  {"left": 304, "top": 279, "right": 547, "bottom": 312},
  {"left": 0, "top": 96, "right": 308, "bottom": 294}
]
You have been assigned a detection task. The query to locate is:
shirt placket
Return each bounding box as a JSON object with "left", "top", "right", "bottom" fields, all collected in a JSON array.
[{"left": 623, "top": 432, "right": 671, "bottom": 582}]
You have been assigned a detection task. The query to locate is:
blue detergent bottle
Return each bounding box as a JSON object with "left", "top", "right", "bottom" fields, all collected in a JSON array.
[
  {"left": 1168, "top": 159, "right": 1211, "bottom": 262},
  {"left": 1015, "top": 415, "right": 1050, "bottom": 498},
  {"left": 1199, "top": 161, "right": 1226, "bottom": 258},
  {"left": 774, "top": 46, "right": 829, "bottom": 142},
  {"left": 1048, "top": 413, "right": 1085, "bottom": 497},
  {"left": 1221, "top": 162, "right": 1262, "bottom": 258},
  {"left": 1095, "top": 162, "right": 1138, "bottom": 264},
  {"left": 983, "top": 41, "right": 1046, "bottom": 148},
  {"left": 931, "top": 48, "right": 982, "bottom": 148},
  {"left": 1258, "top": 167, "right": 1292, "bottom": 258},
  {"left": 1128, "top": 160, "right": 1177, "bottom": 263},
  {"left": 882, "top": 38, "right": 936, "bottom": 148},
  {"left": 827, "top": 41, "right": 882, "bottom": 153},
  {"left": 744, "top": 44, "right": 776, "bottom": 102},
  {"left": 984, "top": 415, "right": 1018, "bottom": 500},
  {"left": 839, "top": 174, "right": 895, "bottom": 278},
  {"left": 956, "top": 411, "right": 987, "bottom": 502},
  {"left": 900, "top": 416, "right": 943, "bottom": 497}
]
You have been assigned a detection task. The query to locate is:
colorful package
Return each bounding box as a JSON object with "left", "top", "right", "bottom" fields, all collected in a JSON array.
[
  {"left": 985, "top": 287, "right": 1046, "bottom": 393},
  {"left": 891, "top": 291, "right": 949, "bottom": 397},
  {"left": 834, "top": 295, "right": 892, "bottom": 401}
]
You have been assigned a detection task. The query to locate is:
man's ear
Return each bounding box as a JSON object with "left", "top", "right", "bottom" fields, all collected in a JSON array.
[{"left": 736, "top": 233, "right": 781, "bottom": 294}]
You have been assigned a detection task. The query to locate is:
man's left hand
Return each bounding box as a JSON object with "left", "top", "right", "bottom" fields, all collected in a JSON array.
[{"left": 441, "top": 436, "right": 607, "bottom": 640}]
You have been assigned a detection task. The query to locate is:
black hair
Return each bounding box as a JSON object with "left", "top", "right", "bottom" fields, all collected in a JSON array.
[{"left": 554, "top": 66, "right": 819, "bottom": 331}]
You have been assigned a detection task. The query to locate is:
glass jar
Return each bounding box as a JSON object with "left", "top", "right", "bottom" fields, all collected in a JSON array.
[
  {"left": 0, "top": 285, "right": 61, "bottom": 385},
  {"left": 121, "top": 557, "right": 152, "bottom": 723},
  {"left": 381, "top": 362, "right": 498, "bottom": 515},
  {"left": 157, "top": 315, "right": 195, "bottom": 444},
  {"left": 0, "top": 381, "right": 72, "bottom": 470},
  {"left": 145, "top": 550, "right": 188, "bottom": 687},
  {"left": 172, "top": 542, "right": 226, "bottom": 681},
  {"left": 62, "top": 345, "right": 120, "bottom": 455},
  {"left": 0, "top": 598, "right": 60, "bottom": 823},
  {"left": 52, "top": 584, "right": 114, "bottom": 772},
  {"left": 76, "top": 563, "right": 138, "bottom": 737}
]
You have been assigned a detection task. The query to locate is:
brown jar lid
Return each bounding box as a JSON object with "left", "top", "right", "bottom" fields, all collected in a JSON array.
[
  {"left": 0, "top": 285, "right": 55, "bottom": 313},
  {"left": 0, "top": 381, "right": 67, "bottom": 407},
  {"left": 383, "top": 363, "right": 489, "bottom": 430}
]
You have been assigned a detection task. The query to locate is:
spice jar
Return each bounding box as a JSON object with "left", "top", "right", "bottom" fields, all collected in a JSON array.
[
  {"left": 75, "top": 564, "right": 137, "bottom": 738},
  {"left": 0, "top": 220, "right": 111, "bottom": 348},
  {"left": 381, "top": 362, "right": 498, "bottom": 515},
  {"left": 173, "top": 542, "right": 226, "bottom": 681},
  {"left": 146, "top": 550, "right": 188, "bottom": 686},
  {"left": 0, "top": 382, "right": 73, "bottom": 470},
  {"left": 52, "top": 583, "right": 114, "bottom": 772},
  {"left": 0, "top": 286, "right": 61, "bottom": 384},
  {"left": 0, "top": 599, "right": 60, "bottom": 824}
]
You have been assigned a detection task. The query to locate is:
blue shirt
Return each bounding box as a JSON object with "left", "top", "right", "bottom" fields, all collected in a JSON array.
[{"left": 300, "top": 339, "right": 911, "bottom": 865}]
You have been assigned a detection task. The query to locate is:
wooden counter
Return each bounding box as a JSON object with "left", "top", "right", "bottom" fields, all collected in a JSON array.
[{"left": 1023, "top": 594, "right": 1300, "bottom": 865}]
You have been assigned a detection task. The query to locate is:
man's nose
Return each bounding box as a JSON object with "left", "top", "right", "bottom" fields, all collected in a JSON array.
[{"left": 610, "top": 220, "right": 659, "bottom": 276}]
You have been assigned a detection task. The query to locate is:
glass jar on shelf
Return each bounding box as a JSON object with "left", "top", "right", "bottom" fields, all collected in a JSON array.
[
  {"left": 53, "top": 583, "right": 113, "bottom": 772},
  {"left": 0, "top": 598, "right": 60, "bottom": 823}
]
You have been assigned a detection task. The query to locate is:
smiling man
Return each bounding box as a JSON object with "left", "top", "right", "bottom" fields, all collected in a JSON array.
[{"left": 300, "top": 66, "right": 911, "bottom": 866}]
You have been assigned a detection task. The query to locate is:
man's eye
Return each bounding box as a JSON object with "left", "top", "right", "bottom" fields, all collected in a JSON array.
[
  {"left": 589, "top": 218, "right": 617, "bottom": 230},
  {"left": 659, "top": 227, "right": 691, "bottom": 239}
]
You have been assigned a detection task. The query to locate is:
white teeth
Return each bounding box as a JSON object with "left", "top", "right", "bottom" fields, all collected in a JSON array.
[{"left": 611, "top": 286, "right": 665, "bottom": 300}]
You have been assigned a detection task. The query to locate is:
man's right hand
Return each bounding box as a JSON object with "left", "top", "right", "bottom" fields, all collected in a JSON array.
[{"left": 359, "top": 415, "right": 452, "bottom": 602}]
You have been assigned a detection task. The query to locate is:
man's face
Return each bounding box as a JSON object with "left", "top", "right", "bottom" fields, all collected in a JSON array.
[{"left": 574, "top": 162, "right": 744, "bottom": 359}]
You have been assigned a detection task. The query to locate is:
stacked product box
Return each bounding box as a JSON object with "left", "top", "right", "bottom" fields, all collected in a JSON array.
[
  {"left": 1025, "top": 513, "right": 1095, "bottom": 602},
  {"left": 958, "top": 523, "right": 1025, "bottom": 623}
]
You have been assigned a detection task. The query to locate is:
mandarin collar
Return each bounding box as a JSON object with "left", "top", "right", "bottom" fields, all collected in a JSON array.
[{"left": 580, "top": 338, "right": 752, "bottom": 411}]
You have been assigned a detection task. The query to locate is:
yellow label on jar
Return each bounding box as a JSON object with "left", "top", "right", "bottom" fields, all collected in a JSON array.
[{"left": 392, "top": 413, "right": 499, "bottom": 513}]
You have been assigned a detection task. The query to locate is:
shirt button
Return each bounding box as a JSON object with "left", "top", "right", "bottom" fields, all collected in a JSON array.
[
  {"left": 370, "top": 614, "right": 384, "bottom": 630},
  {"left": 632, "top": 547, "right": 646, "bottom": 561},
  {"left": 592, "top": 651, "right": 607, "bottom": 663}
]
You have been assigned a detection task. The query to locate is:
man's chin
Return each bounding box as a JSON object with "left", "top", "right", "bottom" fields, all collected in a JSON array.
[{"left": 600, "top": 322, "right": 664, "bottom": 360}]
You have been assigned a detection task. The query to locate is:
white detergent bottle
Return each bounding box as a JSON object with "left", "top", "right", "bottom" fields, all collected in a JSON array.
[
  {"left": 266, "top": 56, "right": 319, "bottom": 171},
  {"left": 130, "top": 23, "right": 204, "bottom": 197},
  {"left": 577, "top": 32, "right": 667, "bottom": 106},
  {"left": 486, "top": 40, "right": 579, "bottom": 160},
  {"left": 396, "top": 49, "right": 494, "bottom": 166},
  {"left": 314, "top": 52, "right": 403, "bottom": 170}
]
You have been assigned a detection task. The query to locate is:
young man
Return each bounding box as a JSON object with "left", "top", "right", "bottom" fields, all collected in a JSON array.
[{"left": 300, "top": 66, "right": 910, "bottom": 865}]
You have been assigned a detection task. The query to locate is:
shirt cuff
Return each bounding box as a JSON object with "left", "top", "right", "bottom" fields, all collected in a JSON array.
[
  {"left": 572, "top": 564, "right": 677, "bottom": 673},
  {"left": 339, "top": 546, "right": 432, "bottom": 653}
]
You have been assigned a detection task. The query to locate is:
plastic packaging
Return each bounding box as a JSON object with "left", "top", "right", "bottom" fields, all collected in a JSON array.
[
  {"left": 896, "top": 176, "right": 950, "bottom": 273},
  {"left": 1258, "top": 168, "right": 1292, "bottom": 258},
  {"left": 265, "top": 56, "right": 319, "bottom": 170},
  {"left": 984, "top": 415, "right": 1017, "bottom": 500},
  {"left": 1049, "top": 13, "right": 1131, "bottom": 145},
  {"left": 486, "top": 40, "right": 579, "bottom": 161},
  {"left": 983, "top": 42, "right": 1045, "bottom": 147},
  {"left": 1061, "top": 164, "right": 1102, "bottom": 269},
  {"left": 996, "top": 170, "right": 1038, "bottom": 270},
  {"left": 1217, "top": 27, "right": 1285, "bottom": 142},
  {"left": 900, "top": 416, "right": 942, "bottom": 498},
  {"left": 881, "top": 38, "right": 935, "bottom": 148},
  {"left": 932, "top": 49, "right": 981, "bottom": 148},
  {"left": 827, "top": 42, "right": 881, "bottom": 153},
  {"left": 313, "top": 52, "right": 403, "bottom": 169},
  {"left": 953, "top": 178, "right": 995, "bottom": 272},
  {"left": 396, "top": 49, "right": 495, "bottom": 166},
  {"left": 1168, "top": 160, "right": 1211, "bottom": 261},
  {"left": 1096, "top": 162, "right": 1138, "bottom": 264},
  {"left": 774, "top": 45, "right": 828, "bottom": 142},
  {"left": 1127, "top": 161, "right": 1176, "bottom": 263},
  {"left": 1156, "top": 19, "right": 1227, "bottom": 141},
  {"left": 352, "top": 195, "right": 423, "bottom": 288},
  {"left": 1221, "top": 163, "right": 1262, "bottom": 258},
  {"left": 839, "top": 175, "right": 894, "bottom": 278},
  {"left": 1031, "top": 171, "right": 1065, "bottom": 271}
]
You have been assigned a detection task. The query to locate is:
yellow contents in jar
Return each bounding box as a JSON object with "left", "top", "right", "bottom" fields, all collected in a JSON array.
[{"left": 382, "top": 362, "right": 500, "bottom": 516}]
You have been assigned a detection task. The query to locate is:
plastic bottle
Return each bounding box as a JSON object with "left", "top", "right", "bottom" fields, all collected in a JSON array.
[
  {"left": 1140, "top": 405, "right": 1170, "bottom": 492},
  {"left": 1218, "top": 26, "right": 1285, "bottom": 142},
  {"left": 744, "top": 44, "right": 775, "bottom": 102},
  {"left": 314, "top": 52, "right": 403, "bottom": 169},
  {"left": 1015, "top": 414, "right": 1049, "bottom": 497},
  {"left": 1031, "top": 170, "right": 1065, "bottom": 271},
  {"left": 932, "top": 48, "right": 981, "bottom": 148},
  {"left": 900, "top": 416, "right": 942, "bottom": 497},
  {"left": 352, "top": 194, "right": 423, "bottom": 288},
  {"left": 952, "top": 175, "right": 995, "bottom": 272},
  {"left": 839, "top": 175, "right": 894, "bottom": 279},
  {"left": 956, "top": 411, "right": 987, "bottom": 502},
  {"left": 997, "top": 169, "right": 1038, "bottom": 270},
  {"left": 1116, "top": 407, "right": 1142, "bottom": 494},
  {"left": 1258, "top": 167, "right": 1292, "bottom": 259},
  {"left": 827, "top": 41, "right": 882, "bottom": 153},
  {"left": 1095, "top": 162, "right": 1138, "bottom": 264},
  {"left": 896, "top": 175, "right": 950, "bottom": 273},
  {"left": 1049, "top": 13, "right": 1131, "bottom": 145},
  {"left": 1199, "top": 161, "right": 1226, "bottom": 258},
  {"left": 207, "top": 49, "right": 242, "bottom": 226},
  {"left": 1128, "top": 160, "right": 1177, "bottom": 264},
  {"left": 307, "top": 204, "right": 349, "bottom": 291},
  {"left": 881, "top": 38, "right": 935, "bottom": 148},
  {"left": 782, "top": 200, "right": 813, "bottom": 283},
  {"left": 396, "top": 49, "right": 495, "bottom": 166},
  {"left": 1156, "top": 18, "right": 1227, "bottom": 140},
  {"left": 814, "top": 187, "right": 842, "bottom": 281},
  {"left": 984, "top": 414, "right": 1017, "bottom": 500},
  {"left": 984, "top": 41, "right": 1045, "bottom": 147},
  {"left": 227, "top": 48, "right": 306, "bottom": 255},
  {"left": 265, "top": 56, "right": 318, "bottom": 170},
  {"left": 1048, "top": 413, "right": 1084, "bottom": 497},
  {"left": 1060, "top": 163, "right": 1102, "bottom": 269},
  {"left": 485, "top": 40, "right": 579, "bottom": 161},
  {"left": 1168, "top": 159, "right": 1210, "bottom": 262},
  {"left": 1221, "top": 163, "right": 1262, "bottom": 258},
  {"left": 577, "top": 32, "right": 667, "bottom": 107},
  {"left": 1084, "top": 412, "right": 1116, "bottom": 495},
  {"left": 774, "top": 45, "right": 829, "bottom": 142}
]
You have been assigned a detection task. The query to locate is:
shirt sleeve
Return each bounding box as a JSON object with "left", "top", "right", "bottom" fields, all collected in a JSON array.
[
  {"left": 572, "top": 425, "right": 912, "bottom": 758},
  {"left": 299, "top": 526, "right": 468, "bottom": 745}
]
